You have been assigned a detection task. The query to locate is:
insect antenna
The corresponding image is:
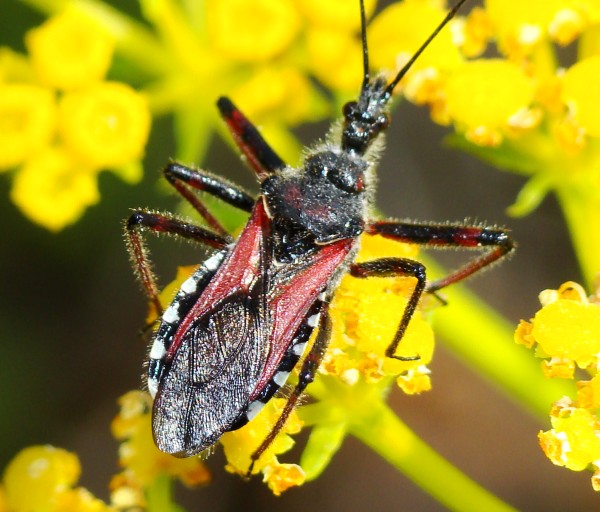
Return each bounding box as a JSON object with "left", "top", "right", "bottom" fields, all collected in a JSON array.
[
  {"left": 359, "top": 0, "right": 371, "bottom": 91},
  {"left": 381, "top": 0, "right": 469, "bottom": 101}
]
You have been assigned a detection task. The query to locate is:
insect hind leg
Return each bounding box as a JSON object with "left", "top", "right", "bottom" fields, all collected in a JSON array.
[
  {"left": 350, "top": 258, "right": 426, "bottom": 361},
  {"left": 246, "top": 300, "right": 333, "bottom": 477}
]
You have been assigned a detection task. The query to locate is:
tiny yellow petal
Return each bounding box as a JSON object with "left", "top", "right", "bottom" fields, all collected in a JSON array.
[
  {"left": 593, "top": 468, "right": 600, "bottom": 491},
  {"left": 262, "top": 462, "right": 306, "bottom": 495},
  {"left": 396, "top": 365, "right": 432, "bottom": 394},
  {"left": 25, "top": 10, "right": 114, "bottom": 90},
  {"left": 460, "top": 7, "right": 494, "bottom": 57},
  {"left": 549, "top": 9, "right": 585, "bottom": 45},
  {"left": 110, "top": 485, "right": 145, "bottom": 510},
  {"left": 59, "top": 82, "right": 151, "bottom": 168},
  {"left": 207, "top": 0, "right": 301, "bottom": 62},
  {"left": 577, "top": 374, "right": 600, "bottom": 409},
  {"left": 563, "top": 55, "right": 600, "bottom": 138},
  {"left": 541, "top": 357, "right": 575, "bottom": 379},
  {"left": 514, "top": 319, "right": 536, "bottom": 348},
  {"left": 10, "top": 147, "right": 99, "bottom": 232},
  {"left": 0, "top": 84, "right": 56, "bottom": 170},
  {"left": 221, "top": 398, "right": 302, "bottom": 475},
  {"left": 554, "top": 117, "right": 587, "bottom": 154},
  {"left": 3, "top": 445, "right": 81, "bottom": 510},
  {"left": 464, "top": 126, "right": 503, "bottom": 147},
  {"left": 557, "top": 281, "right": 590, "bottom": 302}
]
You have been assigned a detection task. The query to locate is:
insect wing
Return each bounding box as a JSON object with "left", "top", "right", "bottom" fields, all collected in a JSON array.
[
  {"left": 151, "top": 201, "right": 355, "bottom": 456},
  {"left": 153, "top": 290, "right": 269, "bottom": 457},
  {"left": 152, "top": 203, "right": 270, "bottom": 457}
]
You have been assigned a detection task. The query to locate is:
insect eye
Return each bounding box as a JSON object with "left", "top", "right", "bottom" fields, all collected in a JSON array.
[{"left": 343, "top": 101, "right": 358, "bottom": 119}]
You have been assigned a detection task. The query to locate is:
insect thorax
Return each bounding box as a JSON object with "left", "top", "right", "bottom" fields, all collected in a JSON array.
[{"left": 262, "top": 150, "right": 367, "bottom": 260}]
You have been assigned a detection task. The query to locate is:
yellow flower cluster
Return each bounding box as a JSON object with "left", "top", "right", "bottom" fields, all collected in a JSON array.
[
  {"left": 110, "top": 391, "right": 210, "bottom": 508},
  {"left": 516, "top": 281, "right": 600, "bottom": 490},
  {"left": 1, "top": 10, "right": 150, "bottom": 231},
  {"left": 0, "top": 445, "right": 114, "bottom": 511},
  {"left": 325, "top": 234, "right": 435, "bottom": 394},
  {"left": 0, "top": 392, "right": 211, "bottom": 511},
  {"left": 391, "top": 0, "right": 600, "bottom": 151}
]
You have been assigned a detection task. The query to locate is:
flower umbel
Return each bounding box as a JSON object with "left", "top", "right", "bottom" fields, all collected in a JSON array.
[
  {"left": 517, "top": 281, "right": 600, "bottom": 490},
  {"left": 1, "top": 445, "right": 114, "bottom": 511},
  {"left": 110, "top": 391, "right": 210, "bottom": 507},
  {"left": 1, "top": 10, "right": 150, "bottom": 231}
]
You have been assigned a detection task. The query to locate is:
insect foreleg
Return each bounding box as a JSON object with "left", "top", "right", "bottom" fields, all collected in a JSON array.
[
  {"left": 125, "top": 210, "right": 230, "bottom": 315},
  {"left": 164, "top": 162, "right": 255, "bottom": 237},
  {"left": 350, "top": 258, "right": 426, "bottom": 361},
  {"left": 217, "top": 97, "right": 287, "bottom": 179}
]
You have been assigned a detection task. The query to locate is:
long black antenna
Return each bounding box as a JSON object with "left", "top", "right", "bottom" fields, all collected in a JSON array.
[
  {"left": 382, "top": 0, "right": 469, "bottom": 100},
  {"left": 360, "top": 0, "right": 370, "bottom": 91}
]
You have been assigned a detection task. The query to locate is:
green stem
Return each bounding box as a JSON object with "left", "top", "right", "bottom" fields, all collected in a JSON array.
[
  {"left": 146, "top": 474, "right": 180, "bottom": 512},
  {"left": 423, "top": 258, "right": 576, "bottom": 418},
  {"left": 305, "top": 378, "right": 515, "bottom": 511},
  {"left": 555, "top": 184, "right": 600, "bottom": 288},
  {"left": 349, "top": 401, "right": 518, "bottom": 512}
]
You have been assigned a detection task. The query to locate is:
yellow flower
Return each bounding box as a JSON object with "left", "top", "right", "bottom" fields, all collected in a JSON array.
[
  {"left": 305, "top": 27, "right": 363, "bottom": 93},
  {"left": 0, "top": 84, "right": 56, "bottom": 170},
  {"left": 326, "top": 235, "right": 434, "bottom": 386},
  {"left": 207, "top": 0, "right": 301, "bottom": 62},
  {"left": 261, "top": 462, "right": 306, "bottom": 496},
  {"left": 539, "top": 400, "right": 600, "bottom": 472},
  {"left": 485, "top": 0, "right": 584, "bottom": 54},
  {"left": 220, "top": 398, "right": 303, "bottom": 477},
  {"left": 25, "top": 9, "right": 114, "bottom": 90},
  {"left": 1, "top": 10, "right": 150, "bottom": 230},
  {"left": 230, "top": 66, "right": 319, "bottom": 125},
  {"left": 302, "top": 0, "right": 375, "bottom": 93},
  {"left": 10, "top": 147, "right": 99, "bottom": 232},
  {"left": 519, "top": 282, "right": 600, "bottom": 371},
  {"left": 518, "top": 282, "right": 600, "bottom": 490},
  {"left": 562, "top": 55, "right": 600, "bottom": 138},
  {"left": 110, "top": 391, "right": 210, "bottom": 507},
  {"left": 59, "top": 82, "right": 151, "bottom": 169},
  {"left": 577, "top": 373, "right": 600, "bottom": 410},
  {"left": 444, "top": 59, "right": 536, "bottom": 146},
  {"left": 2, "top": 445, "right": 113, "bottom": 511},
  {"left": 368, "top": 0, "right": 463, "bottom": 76}
]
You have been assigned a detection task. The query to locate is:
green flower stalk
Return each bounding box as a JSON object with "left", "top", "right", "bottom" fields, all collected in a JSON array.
[{"left": 3, "top": 0, "right": 600, "bottom": 509}]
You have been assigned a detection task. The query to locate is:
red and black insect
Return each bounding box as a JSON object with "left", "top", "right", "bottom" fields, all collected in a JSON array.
[{"left": 126, "top": 0, "right": 513, "bottom": 470}]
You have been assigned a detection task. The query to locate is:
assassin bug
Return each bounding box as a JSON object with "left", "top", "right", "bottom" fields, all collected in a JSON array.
[{"left": 126, "top": 0, "right": 513, "bottom": 472}]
